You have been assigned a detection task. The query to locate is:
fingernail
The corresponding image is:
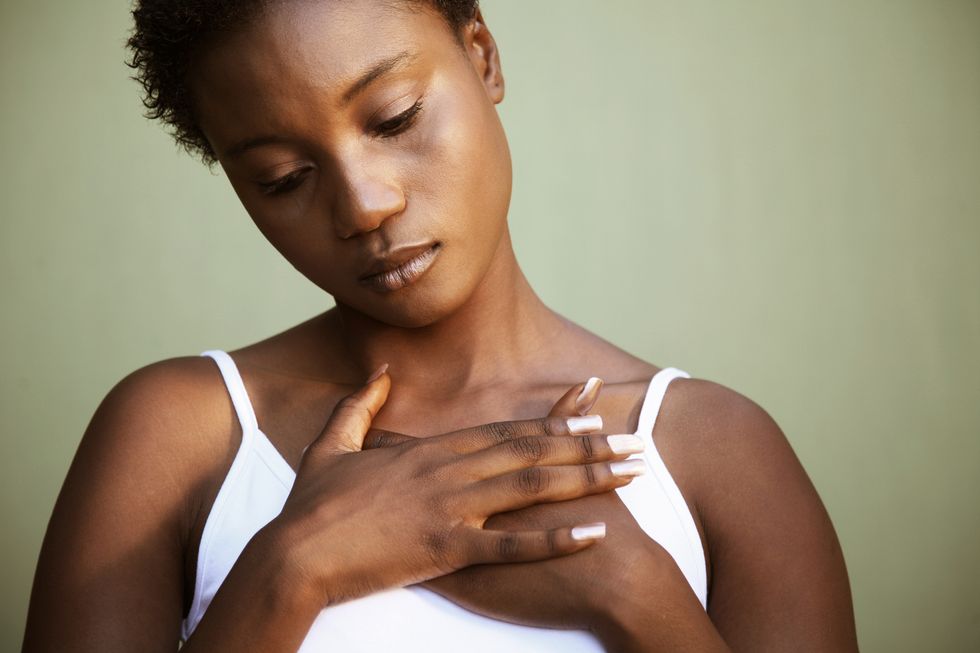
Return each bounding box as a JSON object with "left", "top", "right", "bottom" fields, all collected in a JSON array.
[
  {"left": 567, "top": 414, "right": 603, "bottom": 434},
  {"left": 607, "top": 434, "right": 645, "bottom": 455},
  {"left": 366, "top": 363, "right": 389, "bottom": 383},
  {"left": 571, "top": 522, "right": 607, "bottom": 541},
  {"left": 610, "top": 459, "right": 647, "bottom": 478},
  {"left": 574, "top": 377, "right": 603, "bottom": 415}
]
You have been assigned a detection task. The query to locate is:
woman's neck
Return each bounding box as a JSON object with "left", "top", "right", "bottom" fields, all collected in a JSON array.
[{"left": 333, "top": 230, "right": 568, "bottom": 399}]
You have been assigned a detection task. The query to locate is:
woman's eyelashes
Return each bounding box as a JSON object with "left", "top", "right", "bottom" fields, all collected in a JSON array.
[
  {"left": 258, "top": 98, "right": 425, "bottom": 197},
  {"left": 259, "top": 167, "right": 310, "bottom": 196},
  {"left": 372, "top": 98, "right": 424, "bottom": 138}
]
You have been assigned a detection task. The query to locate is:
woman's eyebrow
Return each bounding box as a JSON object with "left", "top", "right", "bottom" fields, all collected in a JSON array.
[
  {"left": 222, "top": 50, "right": 418, "bottom": 160},
  {"left": 341, "top": 50, "right": 418, "bottom": 105}
]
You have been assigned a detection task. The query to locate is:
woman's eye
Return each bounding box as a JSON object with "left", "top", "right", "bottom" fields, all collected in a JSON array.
[
  {"left": 373, "top": 99, "right": 424, "bottom": 138},
  {"left": 255, "top": 100, "right": 423, "bottom": 197},
  {"left": 259, "top": 169, "right": 309, "bottom": 196}
]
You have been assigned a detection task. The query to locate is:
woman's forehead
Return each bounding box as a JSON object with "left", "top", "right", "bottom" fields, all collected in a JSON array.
[{"left": 193, "top": 0, "right": 448, "bottom": 101}]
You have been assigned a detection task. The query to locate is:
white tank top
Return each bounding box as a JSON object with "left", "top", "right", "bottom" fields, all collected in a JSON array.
[{"left": 182, "top": 350, "right": 707, "bottom": 650}]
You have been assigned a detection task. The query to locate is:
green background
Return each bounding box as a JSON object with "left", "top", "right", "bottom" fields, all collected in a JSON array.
[{"left": 2, "top": 1, "right": 978, "bottom": 650}]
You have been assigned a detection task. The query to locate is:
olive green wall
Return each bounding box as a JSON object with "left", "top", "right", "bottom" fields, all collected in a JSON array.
[{"left": 2, "top": 1, "right": 978, "bottom": 650}]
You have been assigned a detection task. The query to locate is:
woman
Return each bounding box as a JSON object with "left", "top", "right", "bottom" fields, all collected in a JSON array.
[{"left": 22, "top": 1, "right": 859, "bottom": 651}]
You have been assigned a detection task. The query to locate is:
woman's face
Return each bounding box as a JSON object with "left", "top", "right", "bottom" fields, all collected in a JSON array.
[{"left": 190, "top": 0, "right": 512, "bottom": 327}]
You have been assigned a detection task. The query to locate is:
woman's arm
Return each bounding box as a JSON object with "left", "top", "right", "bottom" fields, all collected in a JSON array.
[
  {"left": 641, "top": 378, "right": 859, "bottom": 652},
  {"left": 22, "top": 359, "right": 220, "bottom": 652},
  {"left": 22, "top": 358, "right": 343, "bottom": 652}
]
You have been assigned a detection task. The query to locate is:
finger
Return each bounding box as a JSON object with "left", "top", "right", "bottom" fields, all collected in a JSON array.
[
  {"left": 548, "top": 377, "right": 604, "bottom": 418},
  {"left": 463, "top": 522, "right": 607, "bottom": 566},
  {"left": 457, "top": 432, "right": 645, "bottom": 478},
  {"left": 363, "top": 428, "right": 416, "bottom": 450},
  {"left": 306, "top": 364, "right": 391, "bottom": 456},
  {"left": 429, "top": 414, "right": 604, "bottom": 455},
  {"left": 461, "top": 459, "right": 646, "bottom": 515}
]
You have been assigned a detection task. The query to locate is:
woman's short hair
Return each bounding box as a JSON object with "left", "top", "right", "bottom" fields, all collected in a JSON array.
[{"left": 125, "top": 0, "right": 480, "bottom": 166}]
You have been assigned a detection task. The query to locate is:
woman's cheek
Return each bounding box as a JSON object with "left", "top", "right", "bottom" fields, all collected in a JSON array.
[{"left": 426, "top": 91, "right": 508, "bottom": 234}]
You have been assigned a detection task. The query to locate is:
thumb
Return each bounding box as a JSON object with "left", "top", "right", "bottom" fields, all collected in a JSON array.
[
  {"left": 548, "top": 376, "right": 603, "bottom": 418},
  {"left": 309, "top": 363, "right": 391, "bottom": 456}
]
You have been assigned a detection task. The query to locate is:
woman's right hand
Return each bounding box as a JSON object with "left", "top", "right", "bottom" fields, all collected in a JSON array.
[{"left": 267, "top": 364, "right": 641, "bottom": 608}]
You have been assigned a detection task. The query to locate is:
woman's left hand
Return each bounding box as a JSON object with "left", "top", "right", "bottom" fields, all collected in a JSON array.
[{"left": 362, "top": 382, "right": 718, "bottom": 652}]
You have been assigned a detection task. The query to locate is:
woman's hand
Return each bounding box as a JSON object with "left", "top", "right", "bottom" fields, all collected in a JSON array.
[
  {"left": 361, "top": 380, "right": 707, "bottom": 649},
  {"left": 267, "top": 366, "right": 647, "bottom": 609}
]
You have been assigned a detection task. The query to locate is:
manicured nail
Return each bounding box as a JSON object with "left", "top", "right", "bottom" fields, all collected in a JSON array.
[
  {"left": 366, "top": 363, "right": 389, "bottom": 383},
  {"left": 574, "top": 377, "right": 603, "bottom": 415},
  {"left": 610, "top": 459, "right": 647, "bottom": 478},
  {"left": 567, "top": 414, "right": 603, "bottom": 434},
  {"left": 571, "top": 522, "right": 607, "bottom": 541},
  {"left": 607, "top": 434, "right": 645, "bottom": 455}
]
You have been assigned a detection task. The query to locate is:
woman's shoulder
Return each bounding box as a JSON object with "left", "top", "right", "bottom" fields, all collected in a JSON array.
[
  {"left": 106, "top": 353, "right": 227, "bottom": 406},
  {"left": 647, "top": 371, "right": 792, "bottom": 499},
  {"left": 93, "top": 310, "right": 342, "bottom": 470},
  {"left": 98, "top": 354, "right": 237, "bottom": 437},
  {"left": 657, "top": 374, "right": 782, "bottom": 444},
  {"left": 84, "top": 354, "right": 245, "bottom": 498}
]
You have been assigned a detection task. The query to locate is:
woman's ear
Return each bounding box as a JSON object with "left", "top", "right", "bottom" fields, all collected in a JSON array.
[{"left": 463, "top": 9, "right": 505, "bottom": 104}]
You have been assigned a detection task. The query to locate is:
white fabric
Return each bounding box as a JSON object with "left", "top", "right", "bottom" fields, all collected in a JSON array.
[{"left": 182, "top": 350, "right": 707, "bottom": 649}]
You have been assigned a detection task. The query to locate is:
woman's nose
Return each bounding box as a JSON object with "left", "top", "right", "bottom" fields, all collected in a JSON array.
[{"left": 332, "top": 164, "right": 406, "bottom": 240}]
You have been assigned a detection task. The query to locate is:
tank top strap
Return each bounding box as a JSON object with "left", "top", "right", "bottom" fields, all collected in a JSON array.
[
  {"left": 200, "top": 350, "right": 259, "bottom": 438},
  {"left": 633, "top": 367, "right": 691, "bottom": 440}
]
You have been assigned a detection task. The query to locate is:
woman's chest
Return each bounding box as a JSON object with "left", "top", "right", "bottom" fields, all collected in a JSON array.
[
  {"left": 249, "top": 376, "right": 652, "bottom": 470},
  {"left": 181, "top": 371, "right": 702, "bottom": 625}
]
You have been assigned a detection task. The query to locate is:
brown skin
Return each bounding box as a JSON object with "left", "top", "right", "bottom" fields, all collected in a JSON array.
[{"left": 22, "top": 1, "right": 858, "bottom": 651}]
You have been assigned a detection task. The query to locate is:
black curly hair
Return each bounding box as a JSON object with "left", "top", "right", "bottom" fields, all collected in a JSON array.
[{"left": 125, "top": 0, "right": 480, "bottom": 166}]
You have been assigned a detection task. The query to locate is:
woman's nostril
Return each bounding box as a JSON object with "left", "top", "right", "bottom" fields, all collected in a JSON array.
[{"left": 337, "top": 182, "right": 406, "bottom": 238}]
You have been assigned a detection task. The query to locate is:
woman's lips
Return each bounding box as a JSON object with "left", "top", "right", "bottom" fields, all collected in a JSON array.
[{"left": 359, "top": 242, "right": 441, "bottom": 292}]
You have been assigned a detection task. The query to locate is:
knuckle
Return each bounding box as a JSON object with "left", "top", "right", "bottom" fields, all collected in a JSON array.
[
  {"left": 509, "top": 436, "right": 546, "bottom": 464},
  {"left": 422, "top": 513, "right": 466, "bottom": 573},
  {"left": 583, "top": 462, "right": 599, "bottom": 488},
  {"left": 333, "top": 398, "right": 372, "bottom": 425},
  {"left": 577, "top": 435, "right": 596, "bottom": 462},
  {"left": 515, "top": 466, "right": 546, "bottom": 496},
  {"left": 394, "top": 438, "right": 422, "bottom": 462},
  {"left": 335, "top": 394, "right": 363, "bottom": 411},
  {"left": 410, "top": 455, "right": 444, "bottom": 482},
  {"left": 410, "top": 463, "right": 431, "bottom": 482},
  {"left": 546, "top": 528, "right": 559, "bottom": 555},
  {"left": 542, "top": 417, "right": 566, "bottom": 437},
  {"left": 480, "top": 420, "right": 519, "bottom": 444},
  {"left": 423, "top": 527, "right": 455, "bottom": 572},
  {"left": 495, "top": 533, "right": 522, "bottom": 561}
]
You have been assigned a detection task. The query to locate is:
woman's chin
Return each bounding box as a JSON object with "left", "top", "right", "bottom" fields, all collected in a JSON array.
[{"left": 336, "top": 283, "right": 475, "bottom": 329}]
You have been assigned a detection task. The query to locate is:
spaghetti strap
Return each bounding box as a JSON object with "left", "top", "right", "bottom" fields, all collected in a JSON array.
[
  {"left": 200, "top": 350, "right": 259, "bottom": 437},
  {"left": 634, "top": 367, "right": 691, "bottom": 440},
  {"left": 625, "top": 366, "right": 708, "bottom": 608}
]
